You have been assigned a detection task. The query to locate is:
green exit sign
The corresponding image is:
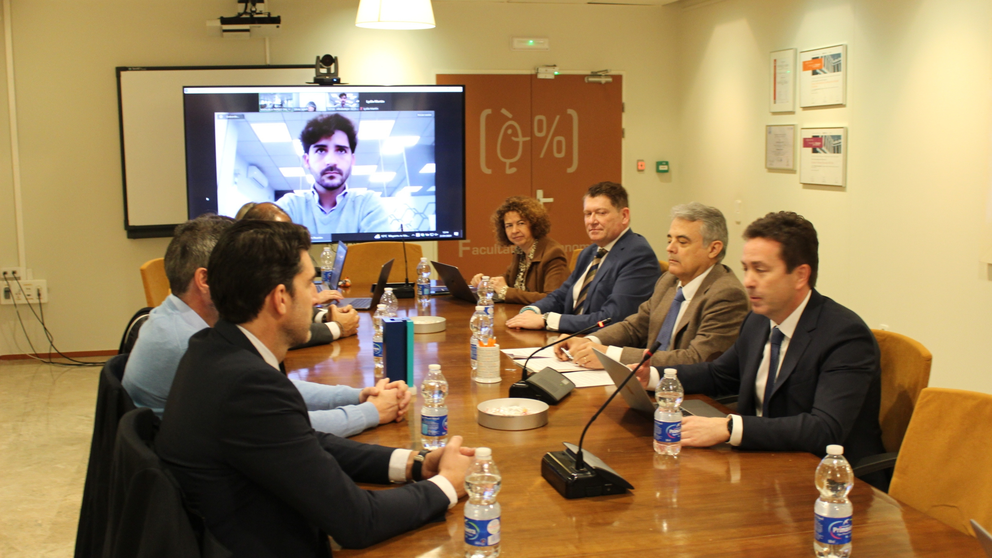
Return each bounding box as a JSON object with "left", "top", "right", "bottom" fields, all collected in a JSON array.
[{"left": 656, "top": 161, "right": 670, "bottom": 173}]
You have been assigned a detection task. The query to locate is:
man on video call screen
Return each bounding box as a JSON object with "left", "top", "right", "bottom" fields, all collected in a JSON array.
[{"left": 275, "top": 113, "right": 391, "bottom": 235}]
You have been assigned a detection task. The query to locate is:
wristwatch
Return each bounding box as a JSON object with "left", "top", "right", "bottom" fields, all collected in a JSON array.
[
  {"left": 411, "top": 449, "right": 431, "bottom": 481},
  {"left": 543, "top": 313, "right": 549, "bottom": 328},
  {"left": 726, "top": 417, "right": 734, "bottom": 440}
]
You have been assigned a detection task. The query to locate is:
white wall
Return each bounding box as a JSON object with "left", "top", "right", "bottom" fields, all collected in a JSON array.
[
  {"left": 675, "top": 0, "right": 992, "bottom": 393},
  {"left": 0, "top": 1, "right": 679, "bottom": 355}
]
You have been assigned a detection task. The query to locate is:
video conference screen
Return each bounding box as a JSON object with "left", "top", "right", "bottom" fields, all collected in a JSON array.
[{"left": 183, "top": 85, "right": 466, "bottom": 243}]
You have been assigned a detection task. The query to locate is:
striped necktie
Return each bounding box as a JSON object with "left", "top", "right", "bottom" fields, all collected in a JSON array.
[{"left": 573, "top": 248, "right": 607, "bottom": 315}]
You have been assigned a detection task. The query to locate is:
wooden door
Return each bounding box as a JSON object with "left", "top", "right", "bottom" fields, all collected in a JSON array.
[{"left": 436, "top": 73, "right": 623, "bottom": 279}]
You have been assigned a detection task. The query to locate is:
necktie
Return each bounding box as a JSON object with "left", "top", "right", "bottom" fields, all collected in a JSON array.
[
  {"left": 573, "top": 248, "right": 607, "bottom": 315},
  {"left": 762, "top": 327, "right": 785, "bottom": 417},
  {"left": 654, "top": 287, "right": 685, "bottom": 352}
]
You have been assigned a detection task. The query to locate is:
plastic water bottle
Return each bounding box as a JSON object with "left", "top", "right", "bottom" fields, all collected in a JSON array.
[
  {"left": 319, "top": 245, "right": 335, "bottom": 289},
  {"left": 372, "top": 304, "right": 386, "bottom": 381},
  {"left": 654, "top": 368, "right": 683, "bottom": 456},
  {"left": 478, "top": 276, "right": 494, "bottom": 315},
  {"left": 420, "top": 364, "right": 449, "bottom": 450},
  {"left": 465, "top": 447, "right": 501, "bottom": 558},
  {"left": 814, "top": 445, "right": 854, "bottom": 558},
  {"left": 469, "top": 306, "right": 486, "bottom": 372},
  {"left": 382, "top": 287, "right": 399, "bottom": 317},
  {"left": 416, "top": 257, "right": 431, "bottom": 311},
  {"left": 474, "top": 312, "right": 500, "bottom": 383}
]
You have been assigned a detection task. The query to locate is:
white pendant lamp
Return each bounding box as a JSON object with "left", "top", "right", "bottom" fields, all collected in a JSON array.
[{"left": 356, "top": 0, "right": 435, "bottom": 30}]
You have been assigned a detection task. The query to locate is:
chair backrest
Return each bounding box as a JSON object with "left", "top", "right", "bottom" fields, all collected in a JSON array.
[
  {"left": 890, "top": 388, "right": 992, "bottom": 536},
  {"left": 568, "top": 249, "right": 582, "bottom": 272},
  {"left": 339, "top": 242, "right": 423, "bottom": 291},
  {"left": 119, "top": 307, "right": 153, "bottom": 355},
  {"left": 658, "top": 260, "right": 669, "bottom": 274},
  {"left": 139, "top": 258, "right": 170, "bottom": 307},
  {"left": 74, "top": 354, "right": 135, "bottom": 558},
  {"left": 872, "top": 329, "right": 932, "bottom": 453},
  {"left": 104, "top": 408, "right": 222, "bottom": 557}
]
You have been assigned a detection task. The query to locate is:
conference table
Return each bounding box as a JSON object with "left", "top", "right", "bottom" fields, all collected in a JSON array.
[{"left": 286, "top": 295, "right": 982, "bottom": 557}]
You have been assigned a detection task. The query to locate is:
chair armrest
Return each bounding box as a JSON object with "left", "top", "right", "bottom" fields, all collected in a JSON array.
[{"left": 853, "top": 452, "right": 898, "bottom": 478}]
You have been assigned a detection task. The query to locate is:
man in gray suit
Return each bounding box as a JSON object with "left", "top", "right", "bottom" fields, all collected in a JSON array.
[{"left": 555, "top": 202, "right": 749, "bottom": 390}]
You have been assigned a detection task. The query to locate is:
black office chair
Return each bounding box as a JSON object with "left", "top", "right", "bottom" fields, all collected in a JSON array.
[
  {"left": 74, "top": 354, "right": 135, "bottom": 558},
  {"left": 118, "top": 307, "right": 152, "bottom": 355},
  {"left": 104, "top": 408, "right": 230, "bottom": 557}
]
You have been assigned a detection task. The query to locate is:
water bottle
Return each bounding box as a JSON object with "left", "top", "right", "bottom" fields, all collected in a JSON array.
[
  {"left": 464, "top": 447, "right": 501, "bottom": 558},
  {"left": 653, "top": 368, "right": 683, "bottom": 456},
  {"left": 319, "top": 245, "right": 335, "bottom": 289},
  {"left": 814, "top": 445, "right": 854, "bottom": 558},
  {"left": 478, "top": 276, "right": 494, "bottom": 315},
  {"left": 469, "top": 306, "right": 486, "bottom": 372},
  {"left": 420, "top": 364, "right": 449, "bottom": 450},
  {"left": 382, "top": 287, "right": 399, "bottom": 317},
  {"left": 372, "top": 304, "right": 386, "bottom": 381},
  {"left": 474, "top": 312, "right": 500, "bottom": 383},
  {"left": 416, "top": 257, "right": 431, "bottom": 311}
]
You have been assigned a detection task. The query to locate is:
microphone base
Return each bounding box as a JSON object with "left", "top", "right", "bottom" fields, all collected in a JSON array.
[
  {"left": 508, "top": 368, "right": 574, "bottom": 405},
  {"left": 541, "top": 443, "right": 633, "bottom": 499},
  {"left": 387, "top": 283, "right": 416, "bottom": 299}
]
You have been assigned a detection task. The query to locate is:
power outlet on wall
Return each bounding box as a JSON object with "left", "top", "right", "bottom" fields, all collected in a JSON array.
[{"left": 1, "top": 279, "right": 48, "bottom": 305}]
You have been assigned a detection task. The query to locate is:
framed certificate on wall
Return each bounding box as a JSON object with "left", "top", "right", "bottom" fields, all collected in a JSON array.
[
  {"left": 770, "top": 49, "right": 796, "bottom": 113},
  {"left": 800, "top": 127, "right": 846, "bottom": 186},
  {"left": 800, "top": 45, "right": 846, "bottom": 108}
]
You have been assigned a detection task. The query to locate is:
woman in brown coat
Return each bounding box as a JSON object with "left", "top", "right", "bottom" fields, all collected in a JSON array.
[{"left": 470, "top": 196, "right": 568, "bottom": 305}]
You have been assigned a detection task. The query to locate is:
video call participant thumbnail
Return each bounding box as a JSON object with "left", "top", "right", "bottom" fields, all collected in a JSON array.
[{"left": 276, "top": 113, "right": 391, "bottom": 235}]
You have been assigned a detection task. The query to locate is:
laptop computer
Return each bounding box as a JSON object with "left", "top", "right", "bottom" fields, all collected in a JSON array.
[
  {"left": 973, "top": 520, "right": 992, "bottom": 558},
  {"left": 317, "top": 256, "right": 393, "bottom": 311},
  {"left": 431, "top": 261, "right": 479, "bottom": 304},
  {"left": 593, "top": 348, "right": 726, "bottom": 418}
]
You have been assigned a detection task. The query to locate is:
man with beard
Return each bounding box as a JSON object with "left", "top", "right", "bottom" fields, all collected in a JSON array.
[{"left": 276, "top": 114, "right": 391, "bottom": 234}]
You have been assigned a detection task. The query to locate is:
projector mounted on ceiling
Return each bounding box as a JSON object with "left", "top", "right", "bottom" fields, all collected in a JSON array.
[{"left": 207, "top": 0, "right": 281, "bottom": 40}]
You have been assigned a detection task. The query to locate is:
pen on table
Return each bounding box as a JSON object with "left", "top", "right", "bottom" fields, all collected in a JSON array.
[{"left": 562, "top": 348, "right": 574, "bottom": 360}]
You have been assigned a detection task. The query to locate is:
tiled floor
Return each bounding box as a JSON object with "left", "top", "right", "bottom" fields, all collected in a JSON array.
[{"left": 0, "top": 358, "right": 101, "bottom": 558}]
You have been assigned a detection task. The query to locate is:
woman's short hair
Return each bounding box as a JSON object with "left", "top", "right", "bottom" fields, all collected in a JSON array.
[{"left": 491, "top": 196, "right": 552, "bottom": 247}]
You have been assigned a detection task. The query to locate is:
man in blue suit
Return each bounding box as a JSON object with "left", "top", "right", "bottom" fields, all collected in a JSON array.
[
  {"left": 664, "top": 211, "right": 886, "bottom": 488},
  {"left": 506, "top": 182, "right": 661, "bottom": 333}
]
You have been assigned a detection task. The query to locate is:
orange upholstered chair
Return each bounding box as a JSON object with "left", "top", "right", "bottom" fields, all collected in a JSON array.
[
  {"left": 874, "top": 330, "right": 933, "bottom": 454},
  {"left": 339, "top": 242, "right": 423, "bottom": 292},
  {"left": 139, "top": 258, "right": 170, "bottom": 307},
  {"left": 889, "top": 388, "right": 992, "bottom": 536}
]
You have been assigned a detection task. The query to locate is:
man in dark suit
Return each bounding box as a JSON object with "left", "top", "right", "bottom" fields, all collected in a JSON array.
[
  {"left": 666, "top": 211, "right": 886, "bottom": 486},
  {"left": 506, "top": 181, "right": 661, "bottom": 333},
  {"left": 555, "top": 203, "right": 748, "bottom": 386},
  {"left": 156, "top": 220, "right": 473, "bottom": 557}
]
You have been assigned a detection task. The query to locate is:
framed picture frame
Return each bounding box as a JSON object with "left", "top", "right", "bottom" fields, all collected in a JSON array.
[
  {"left": 800, "top": 44, "right": 846, "bottom": 108},
  {"left": 800, "top": 127, "right": 846, "bottom": 186},
  {"left": 770, "top": 49, "right": 796, "bottom": 113},
  {"left": 766, "top": 125, "right": 796, "bottom": 170}
]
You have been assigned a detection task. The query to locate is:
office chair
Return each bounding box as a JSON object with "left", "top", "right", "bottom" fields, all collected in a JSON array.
[
  {"left": 139, "top": 258, "right": 170, "bottom": 307},
  {"left": 889, "top": 388, "right": 992, "bottom": 536},
  {"left": 339, "top": 242, "right": 423, "bottom": 292}
]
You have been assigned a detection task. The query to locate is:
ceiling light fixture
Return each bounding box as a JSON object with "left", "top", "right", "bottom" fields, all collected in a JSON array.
[{"left": 356, "top": 0, "right": 435, "bottom": 30}]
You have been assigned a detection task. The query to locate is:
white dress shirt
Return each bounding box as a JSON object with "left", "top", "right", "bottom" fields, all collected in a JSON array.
[{"left": 727, "top": 290, "right": 812, "bottom": 446}]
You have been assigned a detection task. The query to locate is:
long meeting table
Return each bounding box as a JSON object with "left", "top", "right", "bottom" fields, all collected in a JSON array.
[{"left": 285, "top": 295, "right": 982, "bottom": 557}]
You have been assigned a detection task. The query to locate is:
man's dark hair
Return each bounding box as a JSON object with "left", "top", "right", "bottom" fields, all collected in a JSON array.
[
  {"left": 207, "top": 220, "right": 312, "bottom": 324},
  {"left": 743, "top": 211, "right": 819, "bottom": 288},
  {"left": 491, "top": 196, "right": 552, "bottom": 247},
  {"left": 242, "top": 202, "right": 291, "bottom": 222},
  {"left": 164, "top": 214, "right": 234, "bottom": 296},
  {"left": 585, "top": 181, "right": 629, "bottom": 210},
  {"left": 300, "top": 113, "right": 357, "bottom": 153}
]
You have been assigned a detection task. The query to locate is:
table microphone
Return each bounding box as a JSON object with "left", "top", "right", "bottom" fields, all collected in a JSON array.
[
  {"left": 391, "top": 224, "right": 415, "bottom": 298},
  {"left": 508, "top": 318, "right": 612, "bottom": 405},
  {"left": 541, "top": 340, "right": 662, "bottom": 499}
]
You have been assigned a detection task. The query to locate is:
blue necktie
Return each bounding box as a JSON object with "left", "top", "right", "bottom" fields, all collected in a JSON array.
[
  {"left": 654, "top": 287, "right": 685, "bottom": 352},
  {"left": 762, "top": 327, "right": 785, "bottom": 417}
]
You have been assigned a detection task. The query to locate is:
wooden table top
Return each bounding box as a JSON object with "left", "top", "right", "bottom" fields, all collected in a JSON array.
[{"left": 286, "top": 296, "right": 982, "bottom": 557}]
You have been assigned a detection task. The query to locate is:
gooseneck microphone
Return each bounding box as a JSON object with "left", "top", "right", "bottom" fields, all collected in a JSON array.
[
  {"left": 391, "top": 224, "right": 416, "bottom": 298},
  {"left": 519, "top": 318, "right": 612, "bottom": 382},
  {"left": 573, "top": 339, "right": 662, "bottom": 470},
  {"left": 541, "top": 340, "right": 662, "bottom": 499},
  {"left": 507, "top": 318, "right": 612, "bottom": 405}
]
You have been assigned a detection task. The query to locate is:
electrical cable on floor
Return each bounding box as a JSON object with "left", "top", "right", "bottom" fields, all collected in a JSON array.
[{"left": 2, "top": 274, "right": 104, "bottom": 367}]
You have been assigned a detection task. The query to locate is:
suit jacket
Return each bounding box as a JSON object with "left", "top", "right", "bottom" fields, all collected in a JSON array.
[
  {"left": 532, "top": 229, "right": 661, "bottom": 333},
  {"left": 675, "top": 290, "right": 885, "bottom": 467},
  {"left": 594, "top": 264, "right": 749, "bottom": 368},
  {"left": 156, "top": 321, "right": 450, "bottom": 558},
  {"left": 501, "top": 236, "right": 569, "bottom": 305}
]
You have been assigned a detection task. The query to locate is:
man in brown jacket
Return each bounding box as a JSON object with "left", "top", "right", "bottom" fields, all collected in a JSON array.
[{"left": 555, "top": 202, "right": 749, "bottom": 390}]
